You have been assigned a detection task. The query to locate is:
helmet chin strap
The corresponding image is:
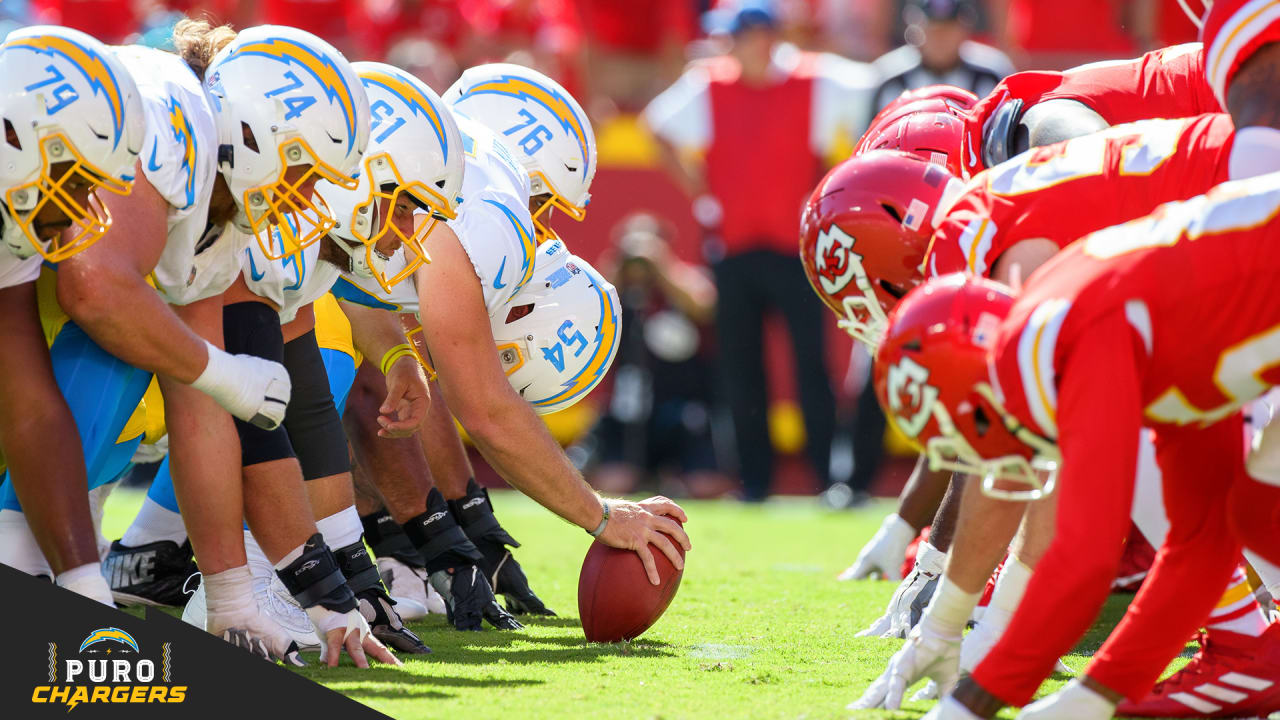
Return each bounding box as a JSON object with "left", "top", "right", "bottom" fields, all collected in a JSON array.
[{"left": 332, "top": 232, "right": 388, "bottom": 280}]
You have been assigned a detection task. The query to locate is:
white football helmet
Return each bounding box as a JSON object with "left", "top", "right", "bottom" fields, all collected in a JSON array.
[
  {"left": 444, "top": 63, "right": 596, "bottom": 242},
  {"left": 0, "top": 26, "right": 144, "bottom": 261},
  {"left": 320, "top": 61, "right": 463, "bottom": 292},
  {"left": 491, "top": 240, "right": 621, "bottom": 414},
  {"left": 204, "top": 25, "right": 371, "bottom": 260}
]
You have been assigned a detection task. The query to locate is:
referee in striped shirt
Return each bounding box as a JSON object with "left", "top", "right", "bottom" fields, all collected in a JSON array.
[{"left": 871, "top": 0, "right": 1014, "bottom": 111}]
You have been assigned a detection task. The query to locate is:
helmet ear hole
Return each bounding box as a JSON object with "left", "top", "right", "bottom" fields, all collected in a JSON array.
[
  {"left": 880, "top": 202, "right": 902, "bottom": 223},
  {"left": 505, "top": 303, "right": 535, "bottom": 323},
  {"left": 973, "top": 404, "right": 991, "bottom": 436},
  {"left": 240, "top": 122, "right": 259, "bottom": 153},
  {"left": 4, "top": 119, "right": 19, "bottom": 150}
]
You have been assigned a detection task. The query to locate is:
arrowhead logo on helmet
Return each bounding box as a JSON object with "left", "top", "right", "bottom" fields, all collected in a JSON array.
[
  {"left": 886, "top": 355, "right": 940, "bottom": 439},
  {"left": 814, "top": 225, "right": 866, "bottom": 296}
]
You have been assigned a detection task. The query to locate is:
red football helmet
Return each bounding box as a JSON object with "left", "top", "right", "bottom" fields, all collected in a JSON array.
[
  {"left": 799, "top": 150, "right": 959, "bottom": 348},
  {"left": 860, "top": 111, "right": 966, "bottom": 177},
  {"left": 873, "top": 274, "right": 1060, "bottom": 501},
  {"left": 858, "top": 85, "right": 978, "bottom": 155},
  {"left": 1202, "top": 0, "right": 1280, "bottom": 109}
]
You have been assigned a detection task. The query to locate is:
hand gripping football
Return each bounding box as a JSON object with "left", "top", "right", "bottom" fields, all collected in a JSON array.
[{"left": 578, "top": 532, "right": 685, "bottom": 643}]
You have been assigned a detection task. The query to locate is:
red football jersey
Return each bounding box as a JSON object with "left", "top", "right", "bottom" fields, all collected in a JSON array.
[
  {"left": 962, "top": 43, "right": 1220, "bottom": 177},
  {"left": 971, "top": 172, "right": 1280, "bottom": 705},
  {"left": 929, "top": 113, "right": 1234, "bottom": 279}
]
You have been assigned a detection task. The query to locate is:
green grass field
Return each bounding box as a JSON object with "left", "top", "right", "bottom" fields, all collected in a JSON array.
[{"left": 102, "top": 488, "right": 1169, "bottom": 720}]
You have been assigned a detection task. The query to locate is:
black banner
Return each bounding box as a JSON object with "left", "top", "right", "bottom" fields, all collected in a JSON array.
[{"left": 0, "top": 564, "right": 390, "bottom": 719}]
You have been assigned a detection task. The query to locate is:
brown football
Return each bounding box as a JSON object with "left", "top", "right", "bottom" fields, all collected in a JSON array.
[{"left": 578, "top": 535, "right": 685, "bottom": 643}]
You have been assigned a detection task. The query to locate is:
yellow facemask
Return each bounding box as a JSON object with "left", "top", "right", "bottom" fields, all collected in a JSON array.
[{"left": 6, "top": 133, "right": 132, "bottom": 262}]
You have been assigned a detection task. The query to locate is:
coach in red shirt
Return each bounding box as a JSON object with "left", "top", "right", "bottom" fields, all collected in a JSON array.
[{"left": 643, "top": 0, "right": 873, "bottom": 500}]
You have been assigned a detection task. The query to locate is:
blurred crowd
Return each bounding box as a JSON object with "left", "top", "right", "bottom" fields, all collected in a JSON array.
[{"left": 16, "top": 0, "right": 1201, "bottom": 501}]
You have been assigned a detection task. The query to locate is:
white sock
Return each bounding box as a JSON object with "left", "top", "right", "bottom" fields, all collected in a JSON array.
[
  {"left": 0, "top": 509, "right": 52, "bottom": 577},
  {"left": 120, "top": 497, "right": 188, "bottom": 547},
  {"left": 985, "top": 556, "right": 1033, "bottom": 628},
  {"left": 315, "top": 506, "right": 363, "bottom": 549},
  {"left": 56, "top": 563, "right": 114, "bottom": 606}
]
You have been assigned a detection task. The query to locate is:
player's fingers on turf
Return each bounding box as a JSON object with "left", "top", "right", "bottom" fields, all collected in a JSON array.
[
  {"left": 648, "top": 528, "right": 685, "bottom": 572},
  {"left": 635, "top": 543, "right": 660, "bottom": 585},
  {"left": 364, "top": 636, "right": 400, "bottom": 666},
  {"left": 324, "top": 628, "right": 347, "bottom": 667},
  {"left": 345, "top": 633, "right": 369, "bottom": 669},
  {"left": 650, "top": 513, "right": 691, "bottom": 551},
  {"left": 640, "top": 495, "right": 688, "bottom": 523}
]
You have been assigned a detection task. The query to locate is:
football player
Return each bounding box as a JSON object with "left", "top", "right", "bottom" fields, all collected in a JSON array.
[
  {"left": 42, "top": 21, "right": 403, "bottom": 668},
  {"left": 0, "top": 26, "right": 146, "bottom": 605},
  {"left": 836, "top": 41, "right": 1225, "bottom": 585},
  {"left": 334, "top": 64, "right": 689, "bottom": 630},
  {"left": 126, "top": 61, "right": 463, "bottom": 656},
  {"left": 962, "top": 42, "right": 1218, "bottom": 178},
  {"left": 875, "top": 170, "right": 1280, "bottom": 720}
]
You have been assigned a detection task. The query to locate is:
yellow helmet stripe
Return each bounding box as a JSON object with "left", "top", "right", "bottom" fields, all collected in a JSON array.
[
  {"left": 530, "top": 273, "right": 620, "bottom": 408},
  {"left": 232, "top": 39, "right": 358, "bottom": 148},
  {"left": 359, "top": 70, "right": 449, "bottom": 161},
  {"left": 4, "top": 34, "right": 127, "bottom": 148},
  {"left": 458, "top": 76, "right": 588, "bottom": 167}
]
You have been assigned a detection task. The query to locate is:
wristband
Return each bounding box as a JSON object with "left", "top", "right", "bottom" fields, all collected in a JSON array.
[
  {"left": 588, "top": 500, "right": 611, "bottom": 538},
  {"left": 379, "top": 344, "right": 416, "bottom": 376}
]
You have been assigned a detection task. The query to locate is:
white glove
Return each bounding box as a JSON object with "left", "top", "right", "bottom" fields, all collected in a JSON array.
[
  {"left": 1016, "top": 679, "right": 1115, "bottom": 720},
  {"left": 839, "top": 513, "right": 916, "bottom": 581},
  {"left": 856, "top": 541, "right": 946, "bottom": 638},
  {"left": 306, "top": 605, "right": 373, "bottom": 666},
  {"left": 191, "top": 341, "right": 291, "bottom": 430},
  {"left": 911, "top": 679, "right": 940, "bottom": 702},
  {"left": 847, "top": 616, "right": 962, "bottom": 710}
]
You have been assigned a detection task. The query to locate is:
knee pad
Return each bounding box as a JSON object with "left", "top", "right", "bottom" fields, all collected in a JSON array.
[
  {"left": 283, "top": 331, "right": 350, "bottom": 480},
  {"left": 223, "top": 302, "right": 296, "bottom": 467}
]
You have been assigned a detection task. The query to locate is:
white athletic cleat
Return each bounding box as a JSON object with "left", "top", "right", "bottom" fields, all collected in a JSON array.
[{"left": 378, "top": 556, "right": 446, "bottom": 620}]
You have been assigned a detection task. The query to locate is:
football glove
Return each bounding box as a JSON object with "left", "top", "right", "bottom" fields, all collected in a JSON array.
[{"left": 848, "top": 617, "right": 962, "bottom": 710}]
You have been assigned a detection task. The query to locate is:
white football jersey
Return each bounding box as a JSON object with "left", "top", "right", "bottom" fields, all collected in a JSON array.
[
  {"left": 114, "top": 46, "right": 242, "bottom": 305},
  {"left": 240, "top": 227, "right": 341, "bottom": 324},
  {"left": 0, "top": 253, "right": 41, "bottom": 290},
  {"left": 333, "top": 116, "right": 535, "bottom": 318}
]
